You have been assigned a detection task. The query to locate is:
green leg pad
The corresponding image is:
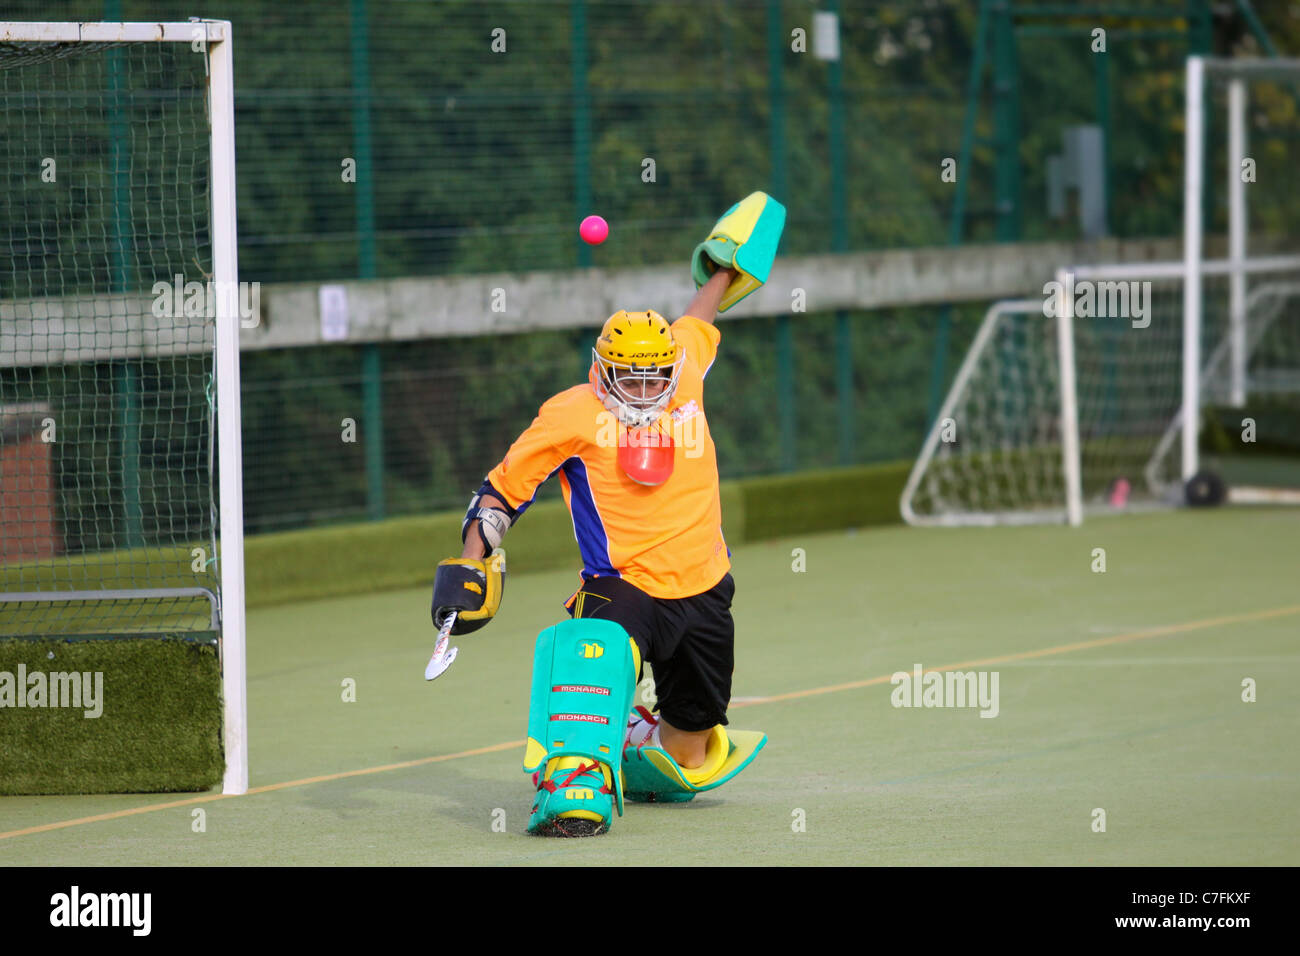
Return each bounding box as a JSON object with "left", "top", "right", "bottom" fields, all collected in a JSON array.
[{"left": 523, "top": 618, "right": 636, "bottom": 833}]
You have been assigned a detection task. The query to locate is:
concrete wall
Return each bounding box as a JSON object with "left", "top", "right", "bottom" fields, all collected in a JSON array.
[
  {"left": 246, "top": 236, "right": 1191, "bottom": 349},
  {"left": 2, "top": 236, "right": 1207, "bottom": 365}
]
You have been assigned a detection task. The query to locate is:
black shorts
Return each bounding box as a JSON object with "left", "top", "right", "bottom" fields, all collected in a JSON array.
[{"left": 565, "top": 572, "right": 735, "bottom": 733}]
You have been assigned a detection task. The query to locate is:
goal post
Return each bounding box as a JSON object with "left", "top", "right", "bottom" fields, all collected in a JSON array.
[
  {"left": 1185, "top": 56, "right": 1300, "bottom": 503},
  {"left": 0, "top": 21, "right": 246, "bottom": 795},
  {"left": 211, "top": 19, "right": 249, "bottom": 799}
]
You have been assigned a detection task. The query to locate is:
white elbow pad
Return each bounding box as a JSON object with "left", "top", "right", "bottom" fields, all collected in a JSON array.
[{"left": 473, "top": 506, "right": 510, "bottom": 551}]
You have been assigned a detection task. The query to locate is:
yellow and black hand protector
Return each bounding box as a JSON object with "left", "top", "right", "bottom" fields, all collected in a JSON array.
[{"left": 431, "top": 549, "right": 506, "bottom": 636}]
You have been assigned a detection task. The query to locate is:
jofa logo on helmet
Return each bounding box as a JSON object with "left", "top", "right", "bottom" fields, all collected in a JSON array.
[{"left": 579, "top": 641, "right": 605, "bottom": 659}]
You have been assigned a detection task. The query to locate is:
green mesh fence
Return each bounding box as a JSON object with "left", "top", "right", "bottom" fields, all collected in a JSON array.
[
  {"left": 11, "top": 0, "right": 1273, "bottom": 280},
  {"left": 0, "top": 37, "right": 217, "bottom": 634},
  {"left": 234, "top": 305, "right": 985, "bottom": 534}
]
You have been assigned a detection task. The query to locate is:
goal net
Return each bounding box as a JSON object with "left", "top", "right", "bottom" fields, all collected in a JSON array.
[
  {"left": 0, "top": 21, "right": 246, "bottom": 793},
  {"left": 901, "top": 57, "right": 1300, "bottom": 527}
]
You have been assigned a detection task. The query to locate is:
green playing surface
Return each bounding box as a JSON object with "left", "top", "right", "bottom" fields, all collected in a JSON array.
[{"left": 1, "top": 507, "right": 1297, "bottom": 865}]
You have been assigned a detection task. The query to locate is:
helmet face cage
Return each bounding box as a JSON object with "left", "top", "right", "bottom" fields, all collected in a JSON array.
[{"left": 592, "top": 348, "right": 685, "bottom": 429}]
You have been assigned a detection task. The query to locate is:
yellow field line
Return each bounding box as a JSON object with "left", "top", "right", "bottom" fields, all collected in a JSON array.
[
  {"left": 729, "top": 602, "right": 1300, "bottom": 709},
  {"left": 4, "top": 601, "right": 1297, "bottom": 843},
  {"left": 0, "top": 740, "right": 522, "bottom": 841}
]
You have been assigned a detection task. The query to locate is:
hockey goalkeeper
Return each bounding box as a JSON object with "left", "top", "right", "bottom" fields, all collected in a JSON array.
[{"left": 431, "top": 193, "right": 785, "bottom": 836}]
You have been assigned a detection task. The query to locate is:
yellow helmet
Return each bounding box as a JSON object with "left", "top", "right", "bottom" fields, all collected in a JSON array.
[{"left": 591, "top": 310, "right": 684, "bottom": 428}]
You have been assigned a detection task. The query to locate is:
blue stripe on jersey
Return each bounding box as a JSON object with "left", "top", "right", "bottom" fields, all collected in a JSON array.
[
  {"left": 560, "top": 457, "right": 618, "bottom": 578},
  {"left": 513, "top": 465, "right": 562, "bottom": 517}
]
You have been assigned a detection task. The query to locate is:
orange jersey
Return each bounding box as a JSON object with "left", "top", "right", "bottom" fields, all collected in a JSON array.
[{"left": 486, "top": 315, "right": 728, "bottom": 599}]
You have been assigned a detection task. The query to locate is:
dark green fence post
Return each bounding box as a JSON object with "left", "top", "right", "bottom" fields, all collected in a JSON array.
[
  {"left": 1187, "top": 0, "right": 1213, "bottom": 242},
  {"left": 573, "top": 0, "right": 592, "bottom": 269},
  {"left": 928, "top": 0, "right": 991, "bottom": 430},
  {"left": 106, "top": 0, "right": 143, "bottom": 549},
  {"left": 352, "top": 0, "right": 376, "bottom": 282},
  {"left": 114, "top": 364, "right": 142, "bottom": 548},
  {"left": 825, "top": 1, "right": 852, "bottom": 466},
  {"left": 992, "top": 1, "right": 1021, "bottom": 241},
  {"left": 351, "top": 0, "right": 385, "bottom": 521},
  {"left": 1095, "top": 39, "right": 1111, "bottom": 235},
  {"left": 362, "top": 346, "right": 384, "bottom": 521},
  {"left": 768, "top": 0, "right": 795, "bottom": 472}
]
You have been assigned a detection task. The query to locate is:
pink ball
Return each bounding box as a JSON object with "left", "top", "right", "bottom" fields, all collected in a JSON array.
[{"left": 579, "top": 215, "right": 609, "bottom": 245}]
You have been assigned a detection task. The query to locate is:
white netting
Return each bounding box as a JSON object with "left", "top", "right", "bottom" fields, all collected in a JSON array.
[{"left": 0, "top": 37, "right": 218, "bottom": 634}]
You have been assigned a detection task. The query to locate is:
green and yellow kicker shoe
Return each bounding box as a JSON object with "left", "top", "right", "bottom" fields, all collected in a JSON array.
[
  {"left": 621, "top": 707, "right": 768, "bottom": 803},
  {"left": 528, "top": 755, "right": 616, "bottom": 838}
]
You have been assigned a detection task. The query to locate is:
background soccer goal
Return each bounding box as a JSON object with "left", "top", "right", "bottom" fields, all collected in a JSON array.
[
  {"left": 0, "top": 21, "right": 247, "bottom": 794},
  {"left": 901, "top": 56, "right": 1300, "bottom": 527}
]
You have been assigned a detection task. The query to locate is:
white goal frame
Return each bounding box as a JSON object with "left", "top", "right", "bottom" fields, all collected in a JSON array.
[
  {"left": 0, "top": 21, "right": 248, "bottom": 795},
  {"left": 900, "top": 254, "right": 1300, "bottom": 528},
  {"left": 902, "top": 56, "right": 1300, "bottom": 529}
]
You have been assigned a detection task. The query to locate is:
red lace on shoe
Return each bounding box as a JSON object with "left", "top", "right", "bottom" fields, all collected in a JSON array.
[{"left": 539, "top": 760, "right": 612, "bottom": 796}]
